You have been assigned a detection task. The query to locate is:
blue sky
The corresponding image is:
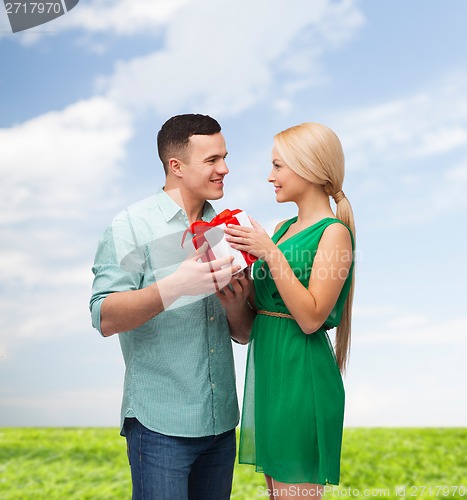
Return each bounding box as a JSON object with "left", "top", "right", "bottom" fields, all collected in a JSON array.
[{"left": 1, "top": 0, "right": 466, "bottom": 427}]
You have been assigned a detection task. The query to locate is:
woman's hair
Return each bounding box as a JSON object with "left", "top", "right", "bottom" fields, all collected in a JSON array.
[{"left": 274, "top": 122, "right": 356, "bottom": 373}]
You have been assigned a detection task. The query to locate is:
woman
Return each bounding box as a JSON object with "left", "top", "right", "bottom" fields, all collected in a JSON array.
[{"left": 224, "top": 122, "right": 355, "bottom": 499}]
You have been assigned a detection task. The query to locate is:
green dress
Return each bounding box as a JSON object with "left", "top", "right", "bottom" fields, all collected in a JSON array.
[{"left": 239, "top": 217, "right": 354, "bottom": 485}]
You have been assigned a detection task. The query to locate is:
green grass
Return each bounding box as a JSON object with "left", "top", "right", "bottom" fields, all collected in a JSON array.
[{"left": 1, "top": 428, "right": 466, "bottom": 499}]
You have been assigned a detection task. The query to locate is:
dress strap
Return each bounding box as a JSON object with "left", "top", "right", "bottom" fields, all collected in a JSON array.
[
  {"left": 272, "top": 217, "right": 297, "bottom": 244},
  {"left": 257, "top": 309, "right": 294, "bottom": 320}
]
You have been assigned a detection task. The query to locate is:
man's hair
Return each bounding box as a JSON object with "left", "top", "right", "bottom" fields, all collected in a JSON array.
[{"left": 157, "top": 114, "right": 222, "bottom": 173}]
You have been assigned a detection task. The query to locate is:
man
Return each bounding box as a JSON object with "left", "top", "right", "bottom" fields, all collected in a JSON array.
[{"left": 89, "top": 114, "right": 251, "bottom": 499}]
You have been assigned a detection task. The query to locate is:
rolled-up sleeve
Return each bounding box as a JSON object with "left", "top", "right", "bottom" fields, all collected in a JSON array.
[{"left": 89, "top": 213, "right": 144, "bottom": 335}]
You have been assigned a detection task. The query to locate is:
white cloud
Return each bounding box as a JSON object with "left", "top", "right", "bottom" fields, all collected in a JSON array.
[
  {"left": 337, "top": 73, "right": 467, "bottom": 171},
  {"left": 0, "top": 96, "right": 133, "bottom": 224},
  {"left": 433, "top": 162, "right": 467, "bottom": 212},
  {"left": 104, "top": 0, "right": 364, "bottom": 117},
  {"left": 0, "top": 248, "right": 93, "bottom": 288},
  {"left": 355, "top": 314, "right": 467, "bottom": 345},
  {"left": 3, "top": 0, "right": 370, "bottom": 362},
  {"left": 353, "top": 304, "right": 398, "bottom": 318},
  {"left": 354, "top": 156, "right": 467, "bottom": 227},
  {"left": 334, "top": 73, "right": 467, "bottom": 226},
  {"left": 0, "top": 387, "right": 122, "bottom": 426},
  {"left": 1, "top": 0, "right": 364, "bottom": 62},
  {"left": 344, "top": 306, "right": 467, "bottom": 426},
  {"left": 446, "top": 163, "right": 467, "bottom": 182},
  {"left": 0, "top": 286, "right": 91, "bottom": 342},
  {"left": 413, "top": 126, "right": 467, "bottom": 157},
  {"left": 0, "top": 341, "right": 7, "bottom": 361},
  {"left": 0, "top": 96, "right": 134, "bottom": 359},
  {"left": 345, "top": 382, "right": 467, "bottom": 427},
  {"left": 60, "top": 0, "right": 190, "bottom": 35},
  {"left": 234, "top": 306, "right": 467, "bottom": 427},
  {"left": 0, "top": 0, "right": 190, "bottom": 41}
]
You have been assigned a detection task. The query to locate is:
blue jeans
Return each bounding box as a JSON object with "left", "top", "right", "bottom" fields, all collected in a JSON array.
[{"left": 123, "top": 418, "right": 236, "bottom": 500}]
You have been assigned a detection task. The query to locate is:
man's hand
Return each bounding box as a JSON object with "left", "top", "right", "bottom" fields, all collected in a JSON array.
[
  {"left": 99, "top": 243, "right": 241, "bottom": 337},
  {"left": 171, "top": 243, "right": 241, "bottom": 296}
]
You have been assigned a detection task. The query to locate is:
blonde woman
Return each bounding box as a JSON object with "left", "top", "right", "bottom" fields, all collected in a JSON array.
[{"left": 223, "top": 122, "right": 355, "bottom": 499}]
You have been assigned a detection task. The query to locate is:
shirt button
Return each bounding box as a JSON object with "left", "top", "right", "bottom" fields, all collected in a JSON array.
[
  {"left": 210, "top": 348, "right": 215, "bottom": 353},
  {"left": 211, "top": 383, "right": 216, "bottom": 389},
  {"left": 209, "top": 315, "right": 215, "bottom": 321}
]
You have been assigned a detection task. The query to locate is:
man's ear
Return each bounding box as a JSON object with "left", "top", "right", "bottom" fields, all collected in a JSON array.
[{"left": 168, "top": 158, "right": 183, "bottom": 178}]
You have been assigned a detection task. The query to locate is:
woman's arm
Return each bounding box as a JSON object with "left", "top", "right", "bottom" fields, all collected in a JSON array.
[{"left": 225, "top": 220, "right": 352, "bottom": 334}]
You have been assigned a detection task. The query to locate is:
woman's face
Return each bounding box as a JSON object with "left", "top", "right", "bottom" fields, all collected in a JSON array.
[{"left": 268, "top": 146, "right": 310, "bottom": 203}]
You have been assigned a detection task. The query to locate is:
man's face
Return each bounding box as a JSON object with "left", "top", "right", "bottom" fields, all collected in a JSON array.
[{"left": 179, "top": 132, "right": 229, "bottom": 201}]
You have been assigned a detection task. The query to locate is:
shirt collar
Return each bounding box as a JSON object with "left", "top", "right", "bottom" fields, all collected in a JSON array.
[{"left": 155, "top": 187, "right": 217, "bottom": 223}]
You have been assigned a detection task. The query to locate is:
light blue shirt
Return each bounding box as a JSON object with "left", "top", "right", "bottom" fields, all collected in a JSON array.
[{"left": 90, "top": 188, "right": 239, "bottom": 437}]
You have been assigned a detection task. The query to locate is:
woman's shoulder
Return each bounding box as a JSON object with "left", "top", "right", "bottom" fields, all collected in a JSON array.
[
  {"left": 273, "top": 217, "right": 295, "bottom": 234},
  {"left": 320, "top": 219, "right": 353, "bottom": 248},
  {"left": 273, "top": 219, "right": 288, "bottom": 233}
]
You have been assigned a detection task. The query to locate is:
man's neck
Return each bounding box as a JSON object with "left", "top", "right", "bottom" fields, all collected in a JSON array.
[{"left": 163, "top": 186, "right": 206, "bottom": 224}]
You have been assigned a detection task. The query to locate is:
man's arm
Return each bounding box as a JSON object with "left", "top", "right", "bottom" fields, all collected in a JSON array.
[
  {"left": 91, "top": 227, "right": 240, "bottom": 337},
  {"left": 99, "top": 280, "right": 172, "bottom": 337},
  {"left": 100, "top": 253, "right": 239, "bottom": 337}
]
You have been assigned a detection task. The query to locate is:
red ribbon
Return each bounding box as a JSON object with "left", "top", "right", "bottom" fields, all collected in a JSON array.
[{"left": 182, "top": 209, "right": 257, "bottom": 265}]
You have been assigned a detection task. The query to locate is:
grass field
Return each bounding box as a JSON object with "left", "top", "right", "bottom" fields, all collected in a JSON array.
[{"left": 1, "top": 428, "right": 466, "bottom": 499}]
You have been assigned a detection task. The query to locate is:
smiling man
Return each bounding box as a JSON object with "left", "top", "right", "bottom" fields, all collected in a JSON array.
[{"left": 89, "top": 114, "right": 251, "bottom": 500}]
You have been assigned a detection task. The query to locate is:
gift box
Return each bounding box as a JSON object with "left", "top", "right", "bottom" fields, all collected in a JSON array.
[{"left": 181, "top": 209, "right": 258, "bottom": 272}]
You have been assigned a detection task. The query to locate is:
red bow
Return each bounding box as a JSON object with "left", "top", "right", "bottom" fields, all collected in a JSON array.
[{"left": 182, "top": 209, "right": 257, "bottom": 265}]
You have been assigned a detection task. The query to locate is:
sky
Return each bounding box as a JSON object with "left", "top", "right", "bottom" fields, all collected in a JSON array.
[{"left": 0, "top": 0, "right": 466, "bottom": 427}]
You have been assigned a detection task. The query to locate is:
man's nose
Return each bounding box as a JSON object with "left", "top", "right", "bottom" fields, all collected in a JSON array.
[{"left": 217, "top": 159, "right": 229, "bottom": 175}]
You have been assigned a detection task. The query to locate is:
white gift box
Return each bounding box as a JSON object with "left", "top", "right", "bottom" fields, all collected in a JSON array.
[{"left": 182, "top": 210, "right": 256, "bottom": 272}]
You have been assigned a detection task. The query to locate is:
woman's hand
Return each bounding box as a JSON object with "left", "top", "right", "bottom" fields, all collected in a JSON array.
[
  {"left": 216, "top": 268, "right": 255, "bottom": 344},
  {"left": 224, "top": 217, "right": 277, "bottom": 261},
  {"left": 216, "top": 269, "right": 251, "bottom": 315}
]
